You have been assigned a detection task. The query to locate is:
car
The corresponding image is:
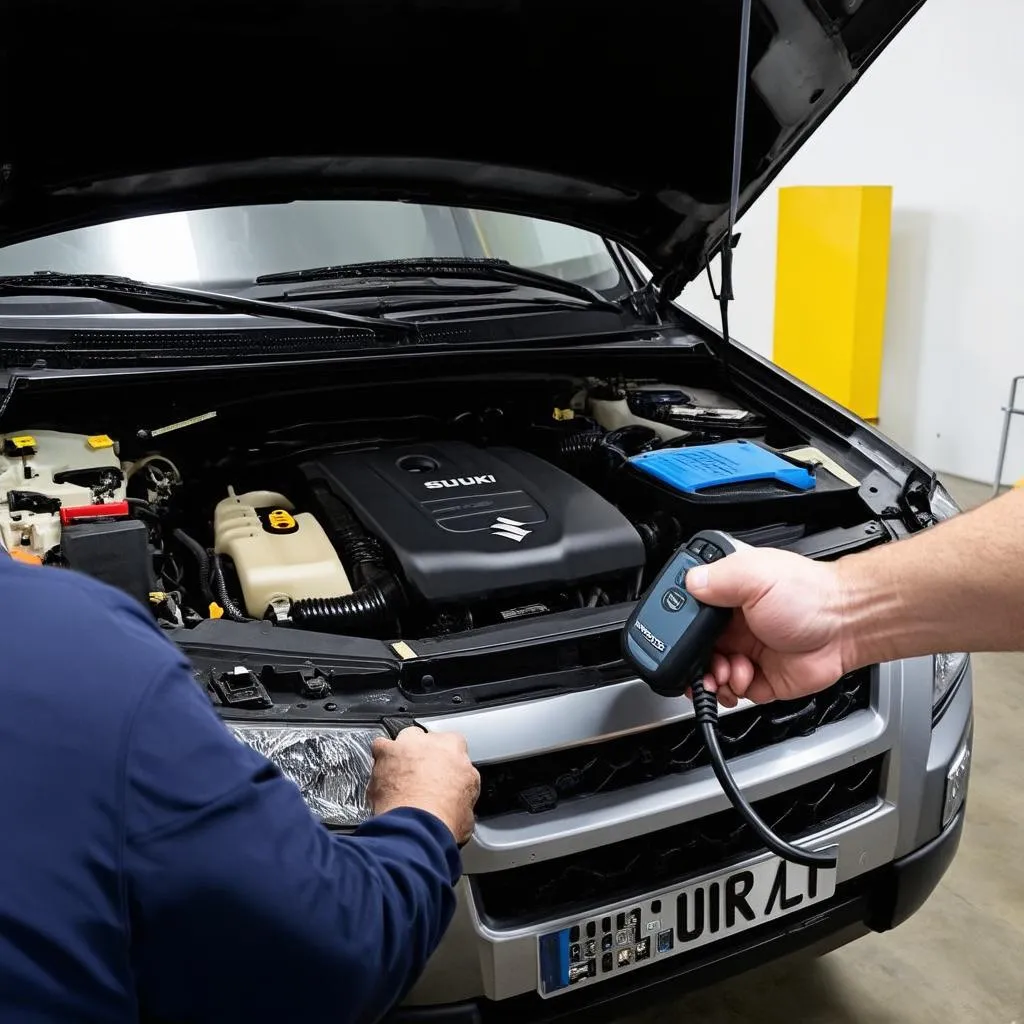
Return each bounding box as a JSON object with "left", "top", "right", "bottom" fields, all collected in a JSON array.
[{"left": 0, "top": 0, "right": 971, "bottom": 1020}]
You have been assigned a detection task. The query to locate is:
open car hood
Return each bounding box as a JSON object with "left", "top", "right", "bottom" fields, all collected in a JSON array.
[{"left": 0, "top": 0, "right": 924, "bottom": 299}]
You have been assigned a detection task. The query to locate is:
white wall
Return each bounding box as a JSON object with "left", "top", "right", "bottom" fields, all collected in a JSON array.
[{"left": 680, "top": 0, "right": 1024, "bottom": 487}]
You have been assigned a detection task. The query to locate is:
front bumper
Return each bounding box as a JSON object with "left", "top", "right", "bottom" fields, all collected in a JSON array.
[
  {"left": 390, "top": 806, "right": 965, "bottom": 1024},
  {"left": 395, "top": 657, "right": 972, "bottom": 1019}
]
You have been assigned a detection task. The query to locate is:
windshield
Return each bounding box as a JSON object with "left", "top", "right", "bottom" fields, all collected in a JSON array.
[{"left": 0, "top": 201, "right": 623, "bottom": 294}]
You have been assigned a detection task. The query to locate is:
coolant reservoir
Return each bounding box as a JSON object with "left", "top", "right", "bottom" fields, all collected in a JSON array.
[{"left": 213, "top": 488, "right": 352, "bottom": 618}]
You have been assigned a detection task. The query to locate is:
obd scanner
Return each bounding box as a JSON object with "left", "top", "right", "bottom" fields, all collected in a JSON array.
[
  {"left": 623, "top": 530, "right": 735, "bottom": 695},
  {"left": 622, "top": 529, "right": 837, "bottom": 870}
]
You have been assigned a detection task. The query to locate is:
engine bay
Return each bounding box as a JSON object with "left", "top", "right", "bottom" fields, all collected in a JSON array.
[{"left": 0, "top": 373, "right": 875, "bottom": 649}]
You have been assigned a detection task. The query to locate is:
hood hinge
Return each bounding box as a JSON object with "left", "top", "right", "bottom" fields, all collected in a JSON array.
[{"left": 627, "top": 279, "right": 663, "bottom": 323}]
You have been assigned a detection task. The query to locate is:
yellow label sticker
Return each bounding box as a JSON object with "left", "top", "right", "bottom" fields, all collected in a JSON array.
[
  {"left": 209, "top": 602, "right": 225, "bottom": 620},
  {"left": 87, "top": 434, "right": 115, "bottom": 450},
  {"left": 552, "top": 408, "right": 575, "bottom": 421},
  {"left": 10, "top": 435, "right": 36, "bottom": 450},
  {"left": 268, "top": 509, "right": 297, "bottom": 531},
  {"left": 391, "top": 641, "right": 418, "bottom": 660}
]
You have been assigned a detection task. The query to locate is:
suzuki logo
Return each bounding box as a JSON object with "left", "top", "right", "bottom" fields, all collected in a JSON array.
[
  {"left": 424, "top": 475, "right": 496, "bottom": 490},
  {"left": 635, "top": 621, "right": 666, "bottom": 652},
  {"left": 489, "top": 517, "right": 532, "bottom": 543}
]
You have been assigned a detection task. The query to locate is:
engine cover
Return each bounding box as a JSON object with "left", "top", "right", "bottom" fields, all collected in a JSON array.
[{"left": 301, "top": 442, "right": 644, "bottom": 604}]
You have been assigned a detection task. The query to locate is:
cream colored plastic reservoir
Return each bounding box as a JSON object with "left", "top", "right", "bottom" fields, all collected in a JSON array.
[
  {"left": 0, "top": 430, "right": 127, "bottom": 558},
  {"left": 213, "top": 488, "right": 352, "bottom": 617}
]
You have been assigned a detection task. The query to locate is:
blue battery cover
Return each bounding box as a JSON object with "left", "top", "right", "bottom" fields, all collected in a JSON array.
[{"left": 628, "top": 440, "right": 815, "bottom": 494}]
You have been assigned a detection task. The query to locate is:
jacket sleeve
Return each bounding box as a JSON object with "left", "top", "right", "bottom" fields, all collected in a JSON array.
[{"left": 123, "top": 662, "right": 461, "bottom": 1024}]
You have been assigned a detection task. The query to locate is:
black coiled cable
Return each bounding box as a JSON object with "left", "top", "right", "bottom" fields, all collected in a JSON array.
[
  {"left": 690, "top": 679, "right": 838, "bottom": 869},
  {"left": 173, "top": 529, "right": 212, "bottom": 603},
  {"left": 210, "top": 553, "right": 253, "bottom": 623}
]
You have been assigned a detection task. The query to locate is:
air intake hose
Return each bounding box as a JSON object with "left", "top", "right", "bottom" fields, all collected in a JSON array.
[
  {"left": 557, "top": 427, "right": 603, "bottom": 460},
  {"left": 307, "top": 480, "right": 387, "bottom": 588},
  {"left": 290, "top": 575, "right": 400, "bottom": 634},
  {"left": 289, "top": 481, "right": 404, "bottom": 635}
]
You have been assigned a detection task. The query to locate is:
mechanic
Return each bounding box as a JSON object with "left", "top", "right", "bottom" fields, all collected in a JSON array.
[
  {"left": 685, "top": 484, "right": 1024, "bottom": 705},
  {"left": 0, "top": 553, "right": 480, "bottom": 1024}
]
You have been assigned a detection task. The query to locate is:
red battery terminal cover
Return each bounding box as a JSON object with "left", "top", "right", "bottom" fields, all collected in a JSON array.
[{"left": 59, "top": 500, "right": 131, "bottom": 526}]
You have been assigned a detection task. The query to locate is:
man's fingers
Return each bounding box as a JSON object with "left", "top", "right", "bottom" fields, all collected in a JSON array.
[
  {"left": 716, "top": 684, "right": 739, "bottom": 709},
  {"left": 703, "top": 652, "right": 756, "bottom": 697},
  {"left": 745, "top": 673, "right": 778, "bottom": 704},
  {"left": 726, "top": 653, "right": 756, "bottom": 697},
  {"left": 686, "top": 548, "right": 774, "bottom": 610},
  {"left": 392, "top": 726, "right": 421, "bottom": 744},
  {"left": 438, "top": 730, "right": 470, "bottom": 754},
  {"left": 715, "top": 615, "right": 760, "bottom": 661},
  {"left": 371, "top": 736, "right": 392, "bottom": 758},
  {"left": 687, "top": 674, "right": 742, "bottom": 707},
  {"left": 710, "top": 653, "right": 731, "bottom": 687}
]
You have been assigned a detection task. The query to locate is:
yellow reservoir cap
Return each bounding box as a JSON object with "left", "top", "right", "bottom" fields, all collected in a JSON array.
[
  {"left": 9, "top": 435, "right": 36, "bottom": 450},
  {"left": 268, "top": 509, "right": 297, "bottom": 531},
  {"left": 87, "top": 434, "right": 115, "bottom": 450}
]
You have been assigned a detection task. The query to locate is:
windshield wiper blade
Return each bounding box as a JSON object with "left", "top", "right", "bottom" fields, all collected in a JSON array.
[
  {"left": 0, "top": 272, "right": 415, "bottom": 338},
  {"left": 255, "top": 257, "right": 623, "bottom": 312}
]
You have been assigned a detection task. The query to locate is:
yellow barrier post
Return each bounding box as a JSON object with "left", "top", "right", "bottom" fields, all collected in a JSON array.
[{"left": 772, "top": 185, "right": 893, "bottom": 422}]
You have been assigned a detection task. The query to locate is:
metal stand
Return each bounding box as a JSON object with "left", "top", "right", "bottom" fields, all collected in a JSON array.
[{"left": 992, "top": 375, "right": 1024, "bottom": 497}]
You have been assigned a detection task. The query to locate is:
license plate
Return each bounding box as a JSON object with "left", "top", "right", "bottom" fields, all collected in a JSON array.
[{"left": 537, "top": 850, "right": 837, "bottom": 997}]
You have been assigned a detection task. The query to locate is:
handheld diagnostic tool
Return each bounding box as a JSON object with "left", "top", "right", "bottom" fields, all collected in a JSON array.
[
  {"left": 622, "top": 530, "right": 736, "bottom": 697},
  {"left": 621, "top": 530, "right": 837, "bottom": 870}
]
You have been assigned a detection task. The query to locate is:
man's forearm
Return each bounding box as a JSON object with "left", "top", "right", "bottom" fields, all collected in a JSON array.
[{"left": 837, "top": 486, "right": 1024, "bottom": 669}]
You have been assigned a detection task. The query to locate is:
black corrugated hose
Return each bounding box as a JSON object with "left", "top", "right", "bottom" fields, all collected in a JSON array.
[{"left": 290, "top": 482, "right": 404, "bottom": 635}]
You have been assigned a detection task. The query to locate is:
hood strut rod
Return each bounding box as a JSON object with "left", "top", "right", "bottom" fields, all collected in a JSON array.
[{"left": 706, "top": 0, "right": 753, "bottom": 377}]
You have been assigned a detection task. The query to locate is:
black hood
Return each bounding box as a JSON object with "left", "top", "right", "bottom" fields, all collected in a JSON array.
[{"left": 0, "top": 0, "right": 924, "bottom": 298}]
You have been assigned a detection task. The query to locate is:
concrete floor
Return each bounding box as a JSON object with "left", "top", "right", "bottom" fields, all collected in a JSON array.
[{"left": 620, "top": 477, "right": 1024, "bottom": 1024}]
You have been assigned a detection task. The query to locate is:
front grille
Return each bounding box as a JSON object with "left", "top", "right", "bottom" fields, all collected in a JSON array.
[
  {"left": 476, "top": 669, "right": 872, "bottom": 817},
  {"left": 473, "top": 757, "right": 883, "bottom": 928}
]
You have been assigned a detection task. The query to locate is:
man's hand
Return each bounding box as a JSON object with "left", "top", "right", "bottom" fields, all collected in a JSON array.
[
  {"left": 368, "top": 728, "right": 481, "bottom": 844},
  {"left": 685, "top": 545, "right": 850, "bottom": 706}
]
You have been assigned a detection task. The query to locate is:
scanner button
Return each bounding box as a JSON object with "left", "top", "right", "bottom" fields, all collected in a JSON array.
[
  {"left": 701, "top": 543, "right": 725, "bottom": 562},
  {"left": 687, "top": 540, "right": 708, "bottom": 558},
  {"left": 662, "top": 588, "right": 687, "bottom": 612}
]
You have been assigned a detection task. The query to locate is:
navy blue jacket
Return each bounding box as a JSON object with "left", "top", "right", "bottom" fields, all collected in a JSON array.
[{"left": 0, "top": 555, "right": 461, "bottom": 1023}]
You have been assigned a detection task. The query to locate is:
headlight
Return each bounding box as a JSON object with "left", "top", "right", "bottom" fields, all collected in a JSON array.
[
  {"left": 930, "top": 481, "right": 961, "bottom": 522},
  {"left": 933, "top": 652, "right": 968, "bottom": 713},
  {"left": 927, "top": 484, "right": 966, "bottom": 715},
  {"left": 943, "top": 738, "right": 971, "bottom": 827},
  {"left": 229, "top": 724, "right": 385, "bottom": 826}
]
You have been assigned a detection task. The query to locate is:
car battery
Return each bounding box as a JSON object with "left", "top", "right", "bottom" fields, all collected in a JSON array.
[
  {"left": 623, "top": 439, "right": 860, "bottom": 532},
  {"left": 62, "top": 518, "right": 153, "bottom": 607}
]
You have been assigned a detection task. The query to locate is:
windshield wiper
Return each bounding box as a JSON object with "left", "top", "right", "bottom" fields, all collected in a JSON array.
[
  {"left": 255, "top": 257, "right": 623, "bottom": 313},
  {"left": 0, "top": 272, "right": 415, "bottom": 338}
]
